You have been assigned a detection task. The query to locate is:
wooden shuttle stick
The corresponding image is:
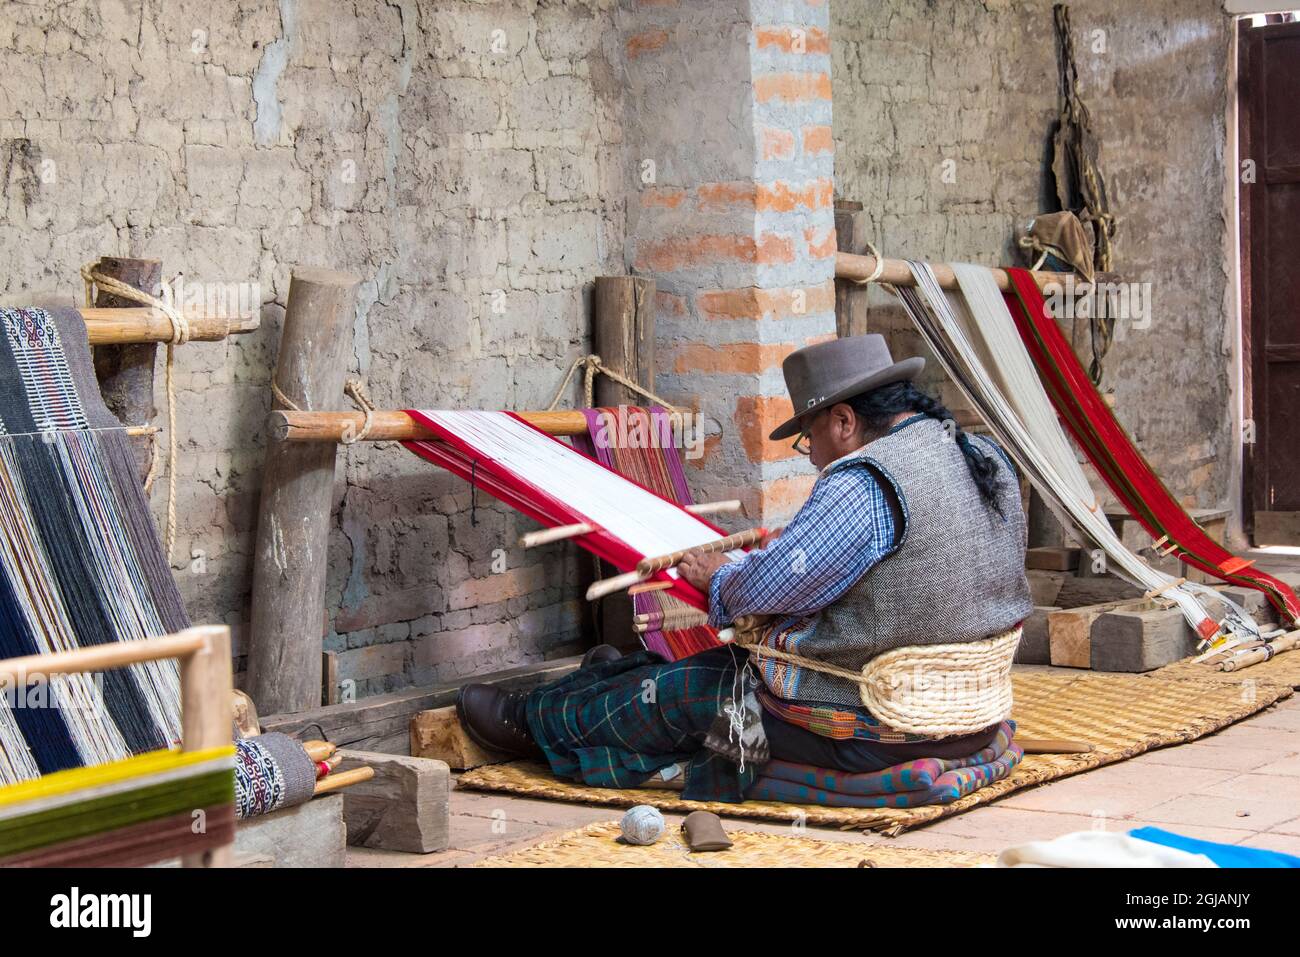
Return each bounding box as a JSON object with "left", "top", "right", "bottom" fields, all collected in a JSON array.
[
  {"left": 517, "top": 502, "right": 742, "bottom": 550},
  {"left": 635, "top": 528, "right": 764, "bottom": 577}
]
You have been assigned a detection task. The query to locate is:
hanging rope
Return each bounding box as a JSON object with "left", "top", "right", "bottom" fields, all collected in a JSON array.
[
  {"left": 545, "top": 353, "right": 682, "bottom": 413},
  {"left": 82, "top": 261, "right": 191, "bottom": 564}
]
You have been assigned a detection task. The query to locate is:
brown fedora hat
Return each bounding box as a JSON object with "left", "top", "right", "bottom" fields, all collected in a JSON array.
[{"left": 768, "top": 335, "right": 925, "bottom": 440}]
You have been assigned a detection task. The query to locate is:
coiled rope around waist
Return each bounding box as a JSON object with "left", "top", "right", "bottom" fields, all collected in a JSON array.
[{"left": 720, "top": 615, "right": 1022, "bottom": 738}]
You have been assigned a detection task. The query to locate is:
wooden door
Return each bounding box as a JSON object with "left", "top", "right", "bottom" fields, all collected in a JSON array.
[{"left": 1241, "top": 19, "right": 1300, "bottom": 545}]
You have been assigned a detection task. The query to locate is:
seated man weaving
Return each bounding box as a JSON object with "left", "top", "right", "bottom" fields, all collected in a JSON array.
[{"left": 458, "top": 335, "right": 1033, "bottom": 803}]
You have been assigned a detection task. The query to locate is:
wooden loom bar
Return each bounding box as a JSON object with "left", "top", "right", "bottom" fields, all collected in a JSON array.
[
  {"left": 271, "top": 408, "right": 590, "bottom": 442},
  {"left": 835, "top": 251, "right": 1070, "bottom": 293},
  {"left": 83, "top": 307, "right": 260, "bottom": 344},
  {"left": 517, "top": 502, "right": 742, "bottom": 550}
]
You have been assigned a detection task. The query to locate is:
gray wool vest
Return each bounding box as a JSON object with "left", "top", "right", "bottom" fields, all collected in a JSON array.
[{"left": 772, "top": 417, "right": 1033, "bottom": 707}]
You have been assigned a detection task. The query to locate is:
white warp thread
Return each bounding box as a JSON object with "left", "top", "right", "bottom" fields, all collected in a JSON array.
[
  {"left": 901, "top": 262, "right": 1248, "bottom": 640},
  {"left": 415, "top": 411, "right": 737, "bottom": 573}
]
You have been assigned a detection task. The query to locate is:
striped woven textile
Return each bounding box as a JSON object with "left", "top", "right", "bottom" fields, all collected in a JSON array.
[
  {"left": 573, "top": 407, "right": 720, "bottom": 660},
  {"left": 0, "top": 745, "right": 234, "bottom": 867},
  {"left": 748, "top": 720, "right": 1022, "bottom": 808},
  {"left": 1002, "top": 271, "right": 1300, "bottom": 627},
  {"left": 0, "top": 307, "right": 186, "bottom": 785},
  {"left": 233, "top": 732, "right": 317, "bottom": 819}
]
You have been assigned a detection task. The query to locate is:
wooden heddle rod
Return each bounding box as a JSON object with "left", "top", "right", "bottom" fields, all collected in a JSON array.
[{"left": 835, "top": 251, "right": 1073, "bottom": 293}]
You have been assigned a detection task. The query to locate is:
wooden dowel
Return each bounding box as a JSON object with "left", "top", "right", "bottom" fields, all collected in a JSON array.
[
  {"left": 587, "top": 529, "right": 763, "bottom": 602},
  {"left": 628, "top": 580, "right": 674, "bottom": 596},
  {"left": 835, "top": 251, "right": 1072, "bottom": 293},
  {"left": 82, "top": 307, "right": 259, "bottom": 344},
  {"left": 684, "top": 500, "right": 742, "bottom": 517},
  {"left": 519, "top": 507, "right": 737, "bottom": 549},
  {"left": 519, "top": 521, "right": 597, "bottom": 548},
  {"left": 635, "top": 528, "right": 764, "bottom": 577},
  {"left": 586, "top": 569, "right": 646, "bottom": 602},
  {"left": 0, "top": 628, "right": 213, "bottom": 686},
  {"left": 179, "top": 624, "right": 233, "bottom": 868},
  {"left": 313, "top": 765, "right": 374, "bottom": 795},
  {"left": 1220, "top": 630, "right": 1300, "bottom": 672},
  {"left": 271, "top": 408, "right": 590, "bottom": 442},
  {"left": 303, "top": 741, "right": 337, "bottom": 762}
]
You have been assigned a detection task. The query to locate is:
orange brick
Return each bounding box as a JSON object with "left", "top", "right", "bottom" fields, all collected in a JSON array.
[
  {"left": 626, "top": 29, "right": 669, "bottom": 59},
  {"left": 687, "top": 433, "right": 722, "bottom": 470},
  {"left": 697, "top": 181, "right": 757, "bottom": 210},
  {"left": 696, "top": 282, "right": 834, "bottom": 321},
  {"left": 756, "top": 232, "right": 796, "bottom": 264},
  {"left": 756, "top": 178, "right": 833, "bottom": 212},
  {"left": 802, "top": 124, "right": 833, "bottom": 154},
  {"left": 656, "top": 290, "right": 688, "bottom": 318},
  {"left": 672, "top": 341, "right": 795, "bottom": 374},
  {"left": 635, "top": 234, "right": 757, "bottom": 271},
  {"left": 735, "top": 395, "right": 800, "bottom": 462},
  {"left": 761, "top": 127, "right": 796, "bottom": 160},
  {"left": 803, "top": 226, "right": 837, "bottom": 259},
  {"left": 753, "top": 474, "right": 817, "bottom": 520},
  {"left": 754, "top": 26, "right": 830, "bottom": 54},
  {"left": 640, "top": 186, "right": 686, "bottom": 208},
  {"left": 754, "top": 72, "right": 832, "bottom": 103}
]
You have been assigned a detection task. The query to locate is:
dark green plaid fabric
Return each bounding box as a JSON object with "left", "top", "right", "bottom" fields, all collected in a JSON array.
[{"left": 525, "top": 647, "right": 757, "bottom": 802}]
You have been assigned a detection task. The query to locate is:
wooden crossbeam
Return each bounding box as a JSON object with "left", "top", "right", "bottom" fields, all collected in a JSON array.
[
  {"left": 82, "top": 307, "right": 259, "bottom": 344},
  {"left": 835, "top": 251, "right": 1071, "bottom": 293},
  {"left": 271, "top": 409, "right": 589, "bottom": 442}
]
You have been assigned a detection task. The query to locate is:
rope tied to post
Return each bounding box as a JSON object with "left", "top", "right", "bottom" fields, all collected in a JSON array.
[
  {"left": 81, "top": 260, "right": 191, "bottom": 563},
  {"left": 545, "top": 353, "right": 682, "bottom": 413}
]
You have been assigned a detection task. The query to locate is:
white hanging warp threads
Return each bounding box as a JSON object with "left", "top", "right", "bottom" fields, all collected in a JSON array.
[{"left": 896, "top": 262, "right": 1251, "bottom": 643}]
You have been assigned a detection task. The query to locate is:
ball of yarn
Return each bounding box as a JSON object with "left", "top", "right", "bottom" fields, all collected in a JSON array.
[{"left": 619, "top": 805, "right": 665, "bottom": 845}]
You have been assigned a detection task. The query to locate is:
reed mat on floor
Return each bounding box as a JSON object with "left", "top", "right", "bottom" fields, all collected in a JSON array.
[
  {"left": 473, "top": 821, "right": 994, "bottom": 868},
  {"left": 458, "top": 669, "right": 1292, "bottom": 834}
]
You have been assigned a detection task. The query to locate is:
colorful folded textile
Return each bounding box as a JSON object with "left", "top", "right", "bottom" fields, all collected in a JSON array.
[
  {"left": 748, "top": 720, "right": 1021, "bottom": 808},
  {"left": 233, "top": 732, "right": 317, "bottom": 819}
]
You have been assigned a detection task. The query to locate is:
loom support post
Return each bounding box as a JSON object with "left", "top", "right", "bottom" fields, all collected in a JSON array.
[
  {"left": 90, "top": 256, "right": 163, "bottom": 481},
  {"left": 593, "top": 276, "right": 656, "bottom": 408},
  {"left": 834, "top": 201, "right": 872, "bottom": 337},
  {"left": 247, "top": 267, "right": 361, "bottom": 715}
]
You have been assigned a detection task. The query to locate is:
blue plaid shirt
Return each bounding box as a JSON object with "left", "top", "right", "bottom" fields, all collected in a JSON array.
[{"left": 707, "top": 454, "right": 898, "bottom": 632}]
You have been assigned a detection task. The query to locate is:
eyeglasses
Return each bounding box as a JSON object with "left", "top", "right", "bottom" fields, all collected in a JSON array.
[{"left": 792, "top": 430, "right": 811, "bottom": 456}]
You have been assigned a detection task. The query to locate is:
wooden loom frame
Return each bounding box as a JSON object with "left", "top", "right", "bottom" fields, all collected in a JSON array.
[{"left": 0, "top": 625, "right": 234, "bottom": 868}]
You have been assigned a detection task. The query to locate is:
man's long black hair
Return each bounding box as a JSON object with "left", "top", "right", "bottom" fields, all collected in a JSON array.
[{"left": 846, "top": 380, "right": 1005, "bottom": 517}]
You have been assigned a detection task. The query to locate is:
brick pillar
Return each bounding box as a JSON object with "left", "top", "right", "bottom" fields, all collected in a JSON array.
[{"left": 620, "top": 0, "right": 836, "bottom": 528}]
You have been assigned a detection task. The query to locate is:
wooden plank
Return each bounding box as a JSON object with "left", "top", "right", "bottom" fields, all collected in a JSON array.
[
  {"left": 1026, "top": 546, "right": 1080, "bottom": 571},
  {"left": 1048, "top": 598, "right": 1147, "bottom": 668},
  {"left": 335, "top": 750, "right": 450, "bottom": 854},
  {"left": 592, "top": 276, "right": 656, "bottom": 408},
  {"left": 833, "top": 201, "right": 870, "bottom": 338},
  {"left": 410, "top": 706, "right": 508, "bottom": 770},
  {"left": 259, "top": 655, "right": 582, "bottom": 753},
  {"left": 247, "top": 267, "right": 361, "bottom": 713},
  {"left": 1014, "top": 606, "right": 1058, "bottom": 665}
]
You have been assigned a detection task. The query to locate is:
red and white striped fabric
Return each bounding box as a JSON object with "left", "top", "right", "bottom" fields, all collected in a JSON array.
[{"left": 402, "top": 410, "right": 739, "bottom": 610}]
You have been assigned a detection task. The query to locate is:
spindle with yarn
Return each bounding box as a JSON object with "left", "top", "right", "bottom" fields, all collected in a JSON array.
[{"left": 619, "top": 805, "right": 665, "bottom": 845}]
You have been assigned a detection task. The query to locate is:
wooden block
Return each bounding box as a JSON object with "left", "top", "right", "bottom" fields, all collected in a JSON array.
[
  {"left": 1015, "top": 606, "right": 1058, "bottom": 665},
  {"left": 260, "top": 655, "right": 581, "bottom": 753},
  {"left": 1090, "top": 603, "right": 1199, "bottom": 672},
  {"left": 1026, "top": 569, "right": 1066, "bottom": 606},
  {"left": 1048, "top": 599, "right": 1146, "bottom": 669},
  {"left": 410, "top": 706, "right": 508, "bottom": 770},
  {"left": 1027, "top": 546, "right": 1080, "bottom": 571},
  {"left": 336, "top": 749, "right": 450, "bottom": 854},
  {"left": 234, "top": 793, "right": 346, "bottom": 867},
  {"left": 322, "top": 650, "right": 339, "bottom": 706},
  {"left": 1055, "top": 575, "right": 1144, "bottom": 608}
]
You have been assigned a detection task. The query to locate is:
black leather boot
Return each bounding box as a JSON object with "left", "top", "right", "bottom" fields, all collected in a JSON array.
[
  {"left": 456, "top": 685, "right": 544, "bottom": 759},
  {"left": 580, "top": 643, "right": 623, "bottom": 669}
]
